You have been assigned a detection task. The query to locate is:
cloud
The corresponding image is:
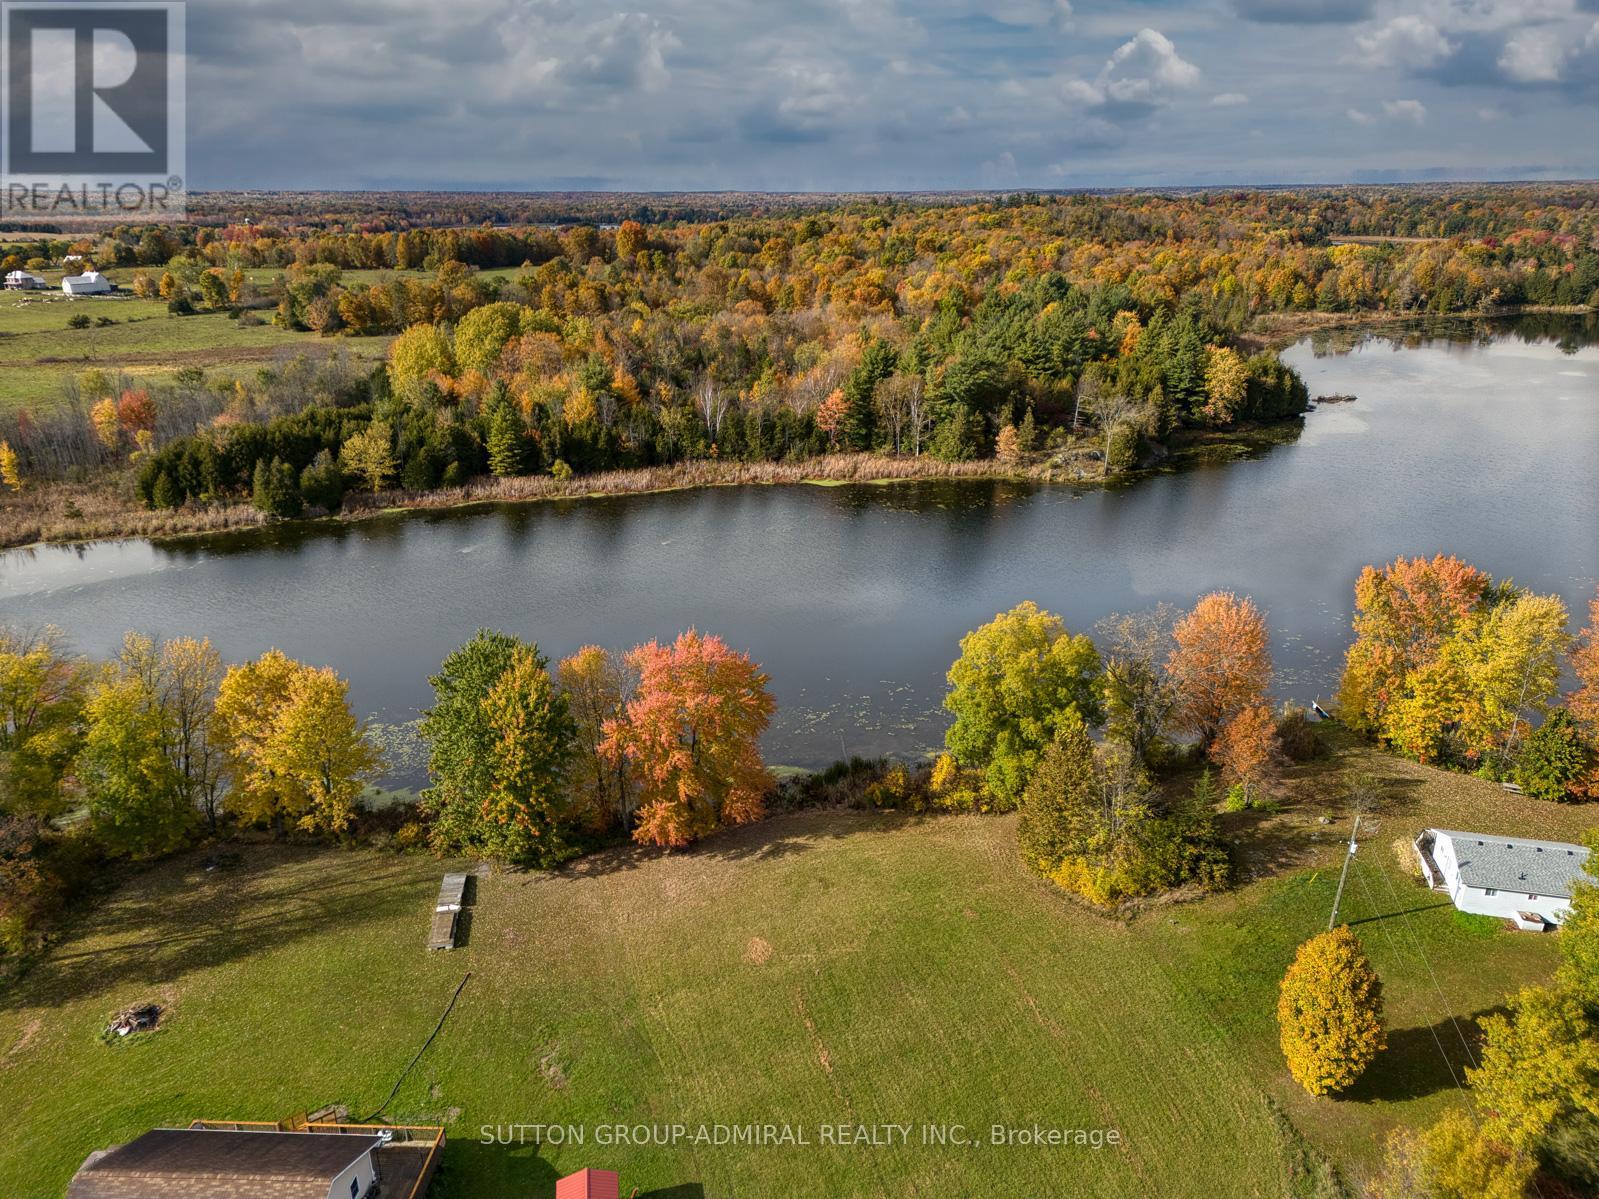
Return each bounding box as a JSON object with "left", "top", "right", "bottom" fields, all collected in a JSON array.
[
  {"left": 1383, "top": 98, "right": 1427, "bottom": 123},
  {"left": 156, "top": 0, "right": 1599, "bottom": 190},
  {"left": 1498, "top": 28, "right": 1570, "bottom": 83},
  {"left": 1233, "top": 0, "right": 1371, "bottom": 23},
  {"left": 1353, "top": 16, "right": 1456, "bottom": 70},
  {"left": 1346, "top": 107, "right": 1376, "bottom": 124},
  {"left": 1061, "top": 28, "right": 1201, "bottom": 118}
]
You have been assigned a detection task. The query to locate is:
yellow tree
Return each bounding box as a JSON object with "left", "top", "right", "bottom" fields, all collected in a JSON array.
[
  {"left": 1468, "top": 983, "right": 1599, "bottom": 1155},
  {"left": 0, "top": 440, "right": 21, "bottom": 492},
  {"left": 1368, "top": 1110, "right": 1535, "bottom": 1199},
  {"left": 216, "top": 650, "right": 379, "bottom": 834},
  {"left": 1277, "top": 926, "right": 1386, "bottom": 1096},
  {"left": 90, "top": 398, "right": 121, "bottom": 453},
  {"left": 1201, "top": 345, "right": 1248, "bottom": 425},
  {"left": 1448, "top": 591, "right": 1570, "bottom": 760},
  {"left": 340, "top": 420, "right": 397, "bottom": 493},
  {"left": 215, "top": 650, "right": 302, "bottom": 825},
  {"left": 267, "top": 667, "right": 379, "bottom": 835}
]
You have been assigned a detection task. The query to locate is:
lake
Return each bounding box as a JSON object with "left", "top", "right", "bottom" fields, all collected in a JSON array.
[{"left": 4, "top": 315, "right": 1596, "bottom": 775}]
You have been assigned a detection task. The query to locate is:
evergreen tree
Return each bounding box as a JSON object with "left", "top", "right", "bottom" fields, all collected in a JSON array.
[
  {"left": 299, "top": 449, "right": 346, "bottom": 512},
  {"left": 487, "top": 403, "right": 528, "bottom": 478},
  {"left": 1017, "top": 710, "right": 1099, "bottom": 873},
  {"left": 1513, "top": 708, "right": 1591, "bottom": 801},
  {"left": 150, "top": 470, "right": 180, "bottom": 510},
  {"left": 842, "top": 338, "right": 897, "bottom": 451},
  {"left": 251, "top": 457, "right": 303, "bottom": 518}
]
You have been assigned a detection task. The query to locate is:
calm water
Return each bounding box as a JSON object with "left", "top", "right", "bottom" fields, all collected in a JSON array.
[{"left": 4, "top": 316, "right": 1596, "bottom": 774}]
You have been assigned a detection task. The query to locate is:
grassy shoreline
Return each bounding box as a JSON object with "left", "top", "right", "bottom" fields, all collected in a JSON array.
[
  {"left": 2, "top": 735, "right": 1591, "bottom": 1197},
  {"left": 0, "top": 422, "right": 1298, "bottom": 552}
]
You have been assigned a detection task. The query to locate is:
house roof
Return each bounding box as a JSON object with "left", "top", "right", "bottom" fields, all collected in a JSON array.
[
  {"left": 1433, "top": 829, "right": 1592, "bottom": 899},
  {"left": 67, "top": 1129, "right": 382, "bottom": 1199}
]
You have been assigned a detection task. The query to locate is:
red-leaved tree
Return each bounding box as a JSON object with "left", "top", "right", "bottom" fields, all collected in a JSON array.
[{"left": 600, "top": 630, "right": 776, "bottom": 848}]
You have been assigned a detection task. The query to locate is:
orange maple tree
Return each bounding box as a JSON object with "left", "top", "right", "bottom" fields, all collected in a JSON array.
[
  {"left": 1211, "top": 703, "right": 1282, "bottom": 803},
  {"left": 600, "top": 630, "right": 776, "bottom": 849},
  {"left": 1337, "top": 554, "right": 1489, "bottom": 733},
  {"left": 1167, "top": 592, "right": 1272, "bottom": 745}
]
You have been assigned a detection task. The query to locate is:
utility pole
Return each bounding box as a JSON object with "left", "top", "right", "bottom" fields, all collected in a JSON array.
[{"left": 1328, "top": 813, "right": 1362, "bottom": 931}]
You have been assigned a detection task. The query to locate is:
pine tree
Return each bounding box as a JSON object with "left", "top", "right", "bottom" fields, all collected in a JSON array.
[
  {"left": 252, "top": 457, "right": 302, "bottom": 519},
  {"left": 1514, "top": 709, "right": 1591, "bottom": 801},
  {"left": 150, "top": 470, "right": 179, "bottom": 510},
  {"left": 487, "top": 404, "right": 527, "bottom": 478},
  {"left": 841, "top": 338, "right": 897, "bottom": 451},
  {"left": 1017, "top": 711, "right": 1099, "bottom": 873}
]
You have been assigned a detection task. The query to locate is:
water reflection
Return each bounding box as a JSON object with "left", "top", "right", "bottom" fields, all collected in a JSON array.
[{"left": 3, "top": 316, "right": 1596, "bottom": 779}]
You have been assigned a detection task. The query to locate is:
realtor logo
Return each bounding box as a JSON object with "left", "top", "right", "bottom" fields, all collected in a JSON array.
[{"left": 1, "top": 1, "right": 185, "bottom": 219}]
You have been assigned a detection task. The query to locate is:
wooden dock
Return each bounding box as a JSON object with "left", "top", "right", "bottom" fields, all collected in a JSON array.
[{"left": 426, "top": 873, "right": 471, "bottom": 950}]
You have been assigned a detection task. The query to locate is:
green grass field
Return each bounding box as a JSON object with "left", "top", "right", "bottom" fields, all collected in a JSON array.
[
  {"left": 2, "top": 740, "right": 1591, "bottom": 1198},
  {"left": 0, "top": 279, "right": 390, "bottom": 414}
]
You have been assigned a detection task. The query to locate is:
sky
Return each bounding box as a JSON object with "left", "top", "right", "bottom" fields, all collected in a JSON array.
[{"left": 181, "top": 0, "right": 1599, "bottom": 190}]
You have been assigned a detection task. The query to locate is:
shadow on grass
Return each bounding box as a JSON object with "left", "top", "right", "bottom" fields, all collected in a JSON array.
[
  {"left": 430, "top": 1137, "right": 560, "bottom": 1197},
  {"left": 560, "top": 809, "right": 936, "bottom": 880},
  {"left": 638, "top": 1186, "right": 706, "bottom": 1198},
  {"left": 1346, "top": 1007, "right": 1502, "bottom": 1104},
  {"left": 1348, "top": 900, "right": 1454, "bottom": 925},
  {"left": 0, "top": 842, "right": 435, "bottom": 1013}
]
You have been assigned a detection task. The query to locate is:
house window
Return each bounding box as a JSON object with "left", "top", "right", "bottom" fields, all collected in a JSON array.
[
  {"left": 1484, "top": 888, "right": 1497, "bottom": 896},
  {"left": 1527, "top": 894, "right": 1538, "bottom": 901},
  {"left": 351, "top": 1179, "right": 360, "bottom": 1199}
]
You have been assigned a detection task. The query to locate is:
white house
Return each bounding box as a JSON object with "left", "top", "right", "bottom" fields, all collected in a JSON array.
[
  {"left": 62, "top": 269, "right": 112, "bottom": 295},
  {"left": 67, "top": 1127, "right": 384, "bottom": 1199},
  {"left": 1416, "top": 828, "right": 1592, "bottom": 930},
  {"left": 4, "top": 269, "right": 46, "bottom": 290}
]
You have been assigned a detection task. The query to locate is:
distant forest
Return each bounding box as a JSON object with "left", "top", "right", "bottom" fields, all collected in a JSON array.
[{"left": 2, "top": 185, "right": 1595, "bottom": 521}]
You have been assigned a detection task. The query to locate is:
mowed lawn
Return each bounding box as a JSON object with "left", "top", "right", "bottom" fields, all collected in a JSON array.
[{"left": 1, "top": 740, "right": 1592, "bottom": 1198}]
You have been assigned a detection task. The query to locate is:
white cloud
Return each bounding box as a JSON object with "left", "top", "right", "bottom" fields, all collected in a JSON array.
[
  {"left": 1353, "top": 16, "right": 1455, "bottom": 69},
  {"left": 1211, "top": 91, "right": 1249, "bottom": 105},
  {"left": 1498, "top": 28, "right": 1570, "bottom": 82},
  {"left": 1346, "top": 107, "right": 1376, "bottom": 124},
  {"left": 1383, "top": 98, "right": 1427, "bottom": 123},
  {"left": 1060, "top": 28, "right": 1201, "bottom": 117}
]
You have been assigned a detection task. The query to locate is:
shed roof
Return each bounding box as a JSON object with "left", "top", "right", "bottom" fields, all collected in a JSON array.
[
  {"left": 68, "top": 1128, "right": 381, "bottom": 1199},
  {"left": 1433, "top": 829, "right": 1592, "bottom": 899}
]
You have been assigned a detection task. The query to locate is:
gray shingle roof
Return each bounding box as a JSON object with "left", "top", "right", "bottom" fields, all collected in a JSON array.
[
  {"left": 1434, "top": 829, "right": 1593, "bottom": 899},
  {"left": 67, "top": 1129, "right": 381, "bottom": 1199}
]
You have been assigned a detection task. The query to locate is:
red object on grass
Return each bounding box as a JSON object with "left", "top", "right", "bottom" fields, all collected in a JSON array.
[{"left": 556, "top": 1168, "right": 621, "bottom": 1199}]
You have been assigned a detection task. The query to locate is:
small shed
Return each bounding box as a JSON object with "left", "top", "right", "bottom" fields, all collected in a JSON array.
[
  {"left": 63, "top": 270, "right": 112, "bottom": 295},
  {"left": 557, "top": 1168, "right": 621, "bottom": 1199}
]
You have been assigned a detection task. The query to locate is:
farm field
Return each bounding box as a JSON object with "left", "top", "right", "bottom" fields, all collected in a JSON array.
[
  {"left": 0, "top": 279, "right": 392, "bottom": 414},
  {"left": 1, "top": 737, "right": 1591, "bottom": 1199}
]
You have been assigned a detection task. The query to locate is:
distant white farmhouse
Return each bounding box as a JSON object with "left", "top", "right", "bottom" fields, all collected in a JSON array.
[
  {"left": 1416, "top": 828, "right": 1592, "bottom": 931},
  {"left": 62, "top": 270, "right": 112, "bottom": 296},
  {"left": 4, "top": 270, "right": 46, "bottom": 290}
]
